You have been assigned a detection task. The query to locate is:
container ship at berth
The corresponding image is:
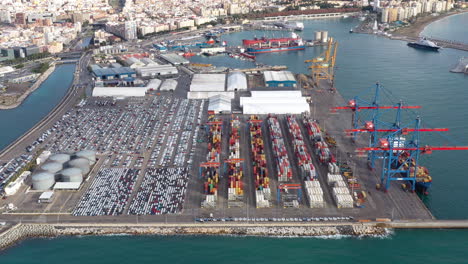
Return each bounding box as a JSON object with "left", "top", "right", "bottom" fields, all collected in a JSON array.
[
  {"left": 398, "top": 152, "right": 432, "bottom": 194},
  {"left": 243, "top": 33, "right": 305, "bottom": 54}
]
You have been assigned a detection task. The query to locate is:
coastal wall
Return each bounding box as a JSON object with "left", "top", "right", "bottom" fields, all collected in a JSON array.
[
  {"left": 0, "top": 223, "right": 386, "bottom": 251},
  {"left": 0, "top": 63, "right": 57, "bottom": 110}
]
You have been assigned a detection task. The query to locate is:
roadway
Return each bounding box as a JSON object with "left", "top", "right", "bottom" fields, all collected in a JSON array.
[{"left": 0, "top": 52, "right": 92, "bottom": 164}]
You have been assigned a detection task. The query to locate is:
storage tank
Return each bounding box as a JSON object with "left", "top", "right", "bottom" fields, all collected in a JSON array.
[
  {"left": 67, "top": 158, "right": 91, "bottom": 175},
  {"left": 48, "top": 153, "right": 71, "bottom": 164},
  {"left": 75, "top": 150, "right": 96, "bottom": 165},
  {"left": 32, "top": 172, "right": 55, "bottom": 190},
  {"left": 314, "top": 31, "right": 322, "bottom": 42},
  {"left": 60, "top": 168, "right": 83, "bottom": 183},
  {"left": 40, "top": 162, "right": 63, "bottom": 174},
  {"left": 321, "top": 31, "right": 328, "bottom": 43}
]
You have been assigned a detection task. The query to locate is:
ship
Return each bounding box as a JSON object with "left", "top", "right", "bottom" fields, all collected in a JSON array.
[
  {"left": 242, "top": 32, "right": 305, "bottom": 54},
  {"left": 398, "top": 152, "right": 432, "bottom": 195},
  {"left": 407, "top": 38, "right": 441, "bottom": 51},
  {"left": 273, "top": 21, "right": 304, "bottom": 31}
]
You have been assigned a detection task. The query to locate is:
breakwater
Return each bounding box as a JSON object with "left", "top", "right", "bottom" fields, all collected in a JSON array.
[
  {"left": 0, "top": 63, "right": 56, "bottom": 110},
  {"left": 0, "top": 223, "right": 386, "bottom": 251}
]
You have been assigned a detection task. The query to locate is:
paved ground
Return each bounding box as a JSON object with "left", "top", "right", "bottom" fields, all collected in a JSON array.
[{"left": 0, "top": 66, "right": 433, "bottom": 224}]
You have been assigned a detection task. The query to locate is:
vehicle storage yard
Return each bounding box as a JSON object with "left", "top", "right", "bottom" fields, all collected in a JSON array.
[{"left": 0, "top": 74, "right": 435, "bottom": 223}]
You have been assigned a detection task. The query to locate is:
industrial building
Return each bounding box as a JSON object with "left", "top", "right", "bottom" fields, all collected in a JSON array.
[
  {"left": 208, "top": 94, "right": 232, "bottom": 113},
  {"left": 263, "top": 71, "right": 297, "bottom": 87},
  {"left": 136, "top": 65, "right": 178, "bottom": 78},
  {"left": 92, "top": 87, "right": 149, "bottom": 97},
  {"left": 125, "top": 57, "right": 146, "bottom": 68},
  {"left": 187, "top": 73, "right": 235, "bottom": 99},
  {"left": 146, "top": 79, "right": 162, "bottom": 90},
  {"left": 91, "top": 66, "right": 136, "bottom": 80},
  {"left": 227, "top": 72, "right": 248, "bottom": 91},
  {"left": 160, "top": 79, "right": 178, "bottom": 91},
  {"left": 160, "top": 53, "right": 189, "bottom": 65},
  {"left": 141, "top": 58, "right": 159, "bottom": 66},
  {"left": 240, "top": 91, "right": 309, "bottom": 114},
  {"left": 190, "top": 74, "right": 225, "bottom": 92}
]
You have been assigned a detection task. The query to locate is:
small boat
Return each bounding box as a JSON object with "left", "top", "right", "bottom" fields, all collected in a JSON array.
[
  {"left": 349, "top": 29, "right": 354, "bottom": 33},
  {"left": 407, "top": 38, "right": 440, "bottom": 51}
]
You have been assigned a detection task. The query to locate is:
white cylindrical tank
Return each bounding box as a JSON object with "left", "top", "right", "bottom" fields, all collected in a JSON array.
[
  {"left": 48, "top": 153, "right": 71, "bottom": 164},
  {"left": 321, "top": 31, "right": 328, "bottom": 43},
  {"left": 314, "top": 31, "right": 322, "bottom": 42},
  {"left": 32, "top": 172, "right": 55, "bottom": 190},
  {"left": 40, "top": 162, "right": 63, "bottom": 174},
  {"left": 67, "top": 158, "right": 91, "bottom": 175},
  {"left": 60, "top": 168, "right": 83, "bottom": 183},
  {"left": 75, "top": 150, "right": 96, "bottom": 165}
]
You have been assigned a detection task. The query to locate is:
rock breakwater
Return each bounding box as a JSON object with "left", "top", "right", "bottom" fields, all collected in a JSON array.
[{"left": 0, "top": 223, "right": 387, "bottom": 251}]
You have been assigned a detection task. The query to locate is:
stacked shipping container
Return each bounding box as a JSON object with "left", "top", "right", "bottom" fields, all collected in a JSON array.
[
  {"left": 286, "top": 115, "right": 323, "bottom": 208},
  {"left": 327, "top": 173, "right": 353, "bottom": 208},
  {"left": 267, "top": 116, "right": 292, "bottom": 182},
  {"left": 201, "top": 114, "right": 222, "bottom": 208},
  {"left": 302, "top": 116, "right": 335, "bottom": 164},
  {"left": 227, "top": 116, "right": 244, "bottom": 202},
  {"left": 285, "top": 115, "right": 316, "bottom": 180},
  {"left": 248, "top": 115, "right": 270, "bottom": 208}
]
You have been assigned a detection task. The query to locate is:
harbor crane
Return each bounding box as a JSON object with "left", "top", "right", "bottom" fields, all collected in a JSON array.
[
  {"left": 304, "top": 38, "right": 338, "bottom": 88},
  {"left": 332, "top": 83, "right": 468, "bottom": 193}
]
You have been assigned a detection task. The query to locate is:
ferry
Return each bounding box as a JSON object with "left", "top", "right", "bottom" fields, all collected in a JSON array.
[
  {"left": 407, "top": 38, "right": 441, "bottom": 51},
  {"left": 242, "top": 33, "right": 305, "bottom": 54}
]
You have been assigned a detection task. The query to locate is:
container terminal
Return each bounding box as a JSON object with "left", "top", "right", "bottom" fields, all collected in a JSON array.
[{"left": 1, "top": 36, "right": 468, "bottom": 225}]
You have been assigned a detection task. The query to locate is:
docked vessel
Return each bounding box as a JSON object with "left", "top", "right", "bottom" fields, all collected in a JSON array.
[
  {"left": 242, "top": 33, "right": 305, "bottom": 54},
  {"left": 407, "top": 38, "right": 441, "bottom": 51},
  {"left": 398, "top": 152, "right": 432, "bottom": 195},
  {"left": 273, "top": 21, "right": 304, "bottom": 31}
]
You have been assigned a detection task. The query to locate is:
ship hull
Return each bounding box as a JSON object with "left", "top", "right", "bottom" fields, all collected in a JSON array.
[
  {"left": 415, "top": 181, "right": 432, "bottom": 195},
  {"left": 246, "top": 46, "right": 305, "bottom": 54},
  {"left": 407, "top": 42, "right": 440, "bottom": 51}
]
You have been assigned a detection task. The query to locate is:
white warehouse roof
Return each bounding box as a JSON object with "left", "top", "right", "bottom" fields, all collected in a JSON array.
[
  {"left": 240, "top": 90, "right": 309, "bottom": 114},
  {"left": 250, "top": 91, "right": 302, "bottom": 98},
  {"left": 263, "top": 71, "right": 296, "bottom": 82},
  {"left": 160, "top": 79, "right": 178, "bottom": 91},
  {"left": 208, "top": 94, "right": 232, "bottom": 113},
  {"left": 188, "top": 91, "right": 234, "bottom": 100},
  {"left": 137, "top": 65, "right": 178, "bottom": 76},
  {"left": 160, "top": 53, "right": 189, "bottom": 65},
  {"left": 227, "top": 72, "right": 248, "bottom": 91},
  {"left": 190, "top": 74, "right": 226, "bottom": 92},
  {"left": 53, "top": 182, "right": 81, "bottom": 190},
  {"left": 92, "top": 87, "right": 148, "bottom": 97},
  {"left": 146, "top": 78, "right": 162, "bottom": 90}
]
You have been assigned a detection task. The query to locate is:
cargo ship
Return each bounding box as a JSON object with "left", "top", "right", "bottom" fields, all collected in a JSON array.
[
  {"left": 398, "top": 152, "right": 432, "bottom": 195},
  {"left": 243, "top": 33, "right": 305, "bottom": 54},
  {"left": 407, "top": 38, "right": 440, "bottom": 51}
]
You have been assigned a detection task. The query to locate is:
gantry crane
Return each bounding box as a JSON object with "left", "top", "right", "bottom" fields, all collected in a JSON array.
[
  {"left": 304, "top": 37, "right": 338, "bottom": 88},
  {"left": 332, "top": 82, "right": 468, "bottom": 193}
]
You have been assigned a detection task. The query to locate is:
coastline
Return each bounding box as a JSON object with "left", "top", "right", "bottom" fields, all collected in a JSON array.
[
  {"left": 392, "top": 10, "right": 468, "bottom": 39},
  {"left": 0, "top": 63, "right": 56, "bottom": 110},
  {"left": 0, "top": 223, "right": 388, "bottom": 251}
]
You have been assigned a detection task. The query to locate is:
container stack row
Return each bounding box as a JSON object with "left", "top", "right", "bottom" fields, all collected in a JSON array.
[
  {"left": 201, "top": 114, "right": 222, "bottom": 208},
  {"left": 267, "top": 116, "right": 292, "bottom": 182},
  {"left": 304, "top": 180, "right": 325, "bottom": 208},
  {"left": 248, "top": 115, "right": 270, "bottom": 208},
  {"left": 327, "top": 173, "right": 354, "bottom": 208},
  {"left": 285, "top": 115, "right": 316, "bottom": 181},
  {"left": 227, "top": 116, "right": 244, "bottom": 204},
  {"left": 302, "top": 117, "right": 335, "bottom": 164}
]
